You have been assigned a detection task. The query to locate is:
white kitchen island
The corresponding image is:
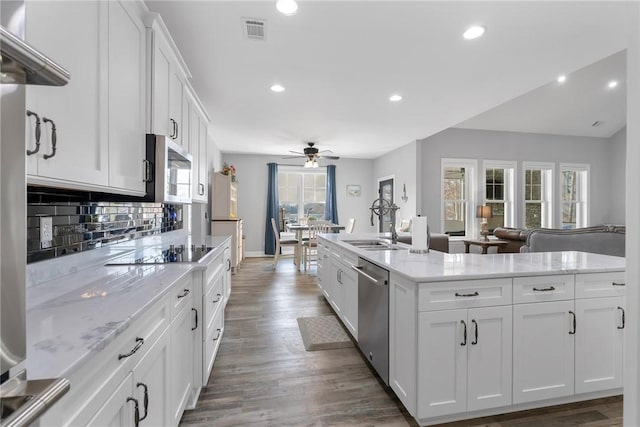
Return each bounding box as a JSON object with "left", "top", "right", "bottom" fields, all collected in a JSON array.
[{"left": 318, "top": 233, "right": 626, "bottom": 426}]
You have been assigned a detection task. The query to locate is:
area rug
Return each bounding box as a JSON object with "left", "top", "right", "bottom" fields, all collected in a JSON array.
[{"left": 296, "top": 316, "right": 353, "bottom": 351}]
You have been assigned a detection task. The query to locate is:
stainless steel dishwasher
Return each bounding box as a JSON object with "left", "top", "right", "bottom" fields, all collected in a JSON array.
[{"left": 353, "top": 257, "right": 390, "bottom": 385}]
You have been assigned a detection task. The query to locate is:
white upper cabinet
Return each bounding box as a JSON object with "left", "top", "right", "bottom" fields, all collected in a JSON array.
[
  {"left": 186, "top": 84, "right": 210, "bottom": 203},
  {"left": 108, "top": 0, "right": 146, "bottom": 193},
  {"left": 25, "top": 0, "right": 108, "bottom": 189},
  {"left": 25, "top": 0, "right": 147, "bottom": 196}
]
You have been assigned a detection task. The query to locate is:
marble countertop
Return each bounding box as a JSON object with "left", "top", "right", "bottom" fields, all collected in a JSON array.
[
  {"left": 26, "top": 232, "right": 231, "bottom": 381},
  {"left": 321, "top": 233, "right": 625, "bottom": 282}
]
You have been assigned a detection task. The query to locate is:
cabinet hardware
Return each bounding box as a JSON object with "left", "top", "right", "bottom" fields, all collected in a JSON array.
[
  {"left": 175, "top": 120, "right": 179, "bottom": 139},
  {"left": 143, "top": 159, "right": 153, "bottom": 182},
  {"left": 213, "top": 293, "right": 222, "bottom": 303},
  {"left": 612, "top": 282, "right": 626, "bottom": 287},
  {"left": 26, "top": 110, "right": 41, "bottom": 155},
  {"left": 351, "top": 265, "right": 386, "bottom": 285},
  {"left": 460, "top": 320, "right": 467, "bottom": 346},
  {"left": 42, "top": 117, "right": 57, "bottom": 159},
  {"left": 618, "top": 306, "right": 625, "bottom": 329},
  {"left": 177, "top": 289, "right": 190, "bottom": 299},
  {"left": 471, "top": 319, "right": 478, "bottom": 345},
  {"left": 118, "top": 337, "right": 144, "bottom": 360},
  {"left": 213, "top": 328, "right": 222, "bottom": 341},
  {"left": 226, "top": 259, "right": 231, "bottom": 271},
  {"left": 136, "top": 383, "right": 149, "bottom": 422},
  {"left": 127, "top": 397, "right": 140, "bottom": 427},
  {"left": 569, "top": 311, "right": 576, "bottom": 335},
  {"left": 170, "top": 118, "right": 177, "bottom": 139},
  {"left": 199, "top": 183, "right": 205, "bottom": 195},
  {"left": 454, "top": 291, "right": 479, "bottom": 297},
  {"left": 532, "top": 286, "right": 556, "bottom": 292},
  {"left": 192, "top": 308, "right": 199, "bottom": 331}
]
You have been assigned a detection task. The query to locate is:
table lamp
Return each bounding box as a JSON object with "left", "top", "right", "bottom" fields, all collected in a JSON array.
[{"left": 476, "top": 205, "right": 492, "bottom": 241}]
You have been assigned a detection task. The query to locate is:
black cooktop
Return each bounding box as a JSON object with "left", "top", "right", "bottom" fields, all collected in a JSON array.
[{"left": 106, "top": 245, "right": 213, "bottom": 265}]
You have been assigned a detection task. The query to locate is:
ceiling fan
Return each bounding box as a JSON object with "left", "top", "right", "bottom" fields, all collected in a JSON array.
[{"left": 282, "top": 142, "right": 340, "bottom": 167}]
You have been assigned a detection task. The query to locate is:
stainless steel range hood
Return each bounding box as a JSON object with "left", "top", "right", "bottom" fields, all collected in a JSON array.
[{"left": 0, "top": 26, "right": 69, "bottom": 86}]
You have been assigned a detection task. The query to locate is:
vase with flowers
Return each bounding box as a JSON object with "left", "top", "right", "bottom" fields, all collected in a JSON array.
[{"left": 221, "top": 163, "right": 237, "bottom": 182}]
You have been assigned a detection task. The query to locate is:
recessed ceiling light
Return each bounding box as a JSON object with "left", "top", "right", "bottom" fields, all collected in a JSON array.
[
  {"left": 463, "top": 26, "right": 485, "bottom": 40},
  {"left": 389, "top": 94, "right": 403, "bottom": 102},
  {"left": 608, "top": 80, "right": 619, "bottom": 89},
  {"left": 276, "top": 0, "right": 298, "bottom": 16},
  {"left": 557, "top": 75, "right": 567, "bottom": 84},
  {"left": 270, "top": 84, "right": 286, "bottom": 93}
]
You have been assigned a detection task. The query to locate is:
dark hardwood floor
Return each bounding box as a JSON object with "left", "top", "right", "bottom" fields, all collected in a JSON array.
[{"left": 180, "top": 258, "right": 622, "bottom": 427}]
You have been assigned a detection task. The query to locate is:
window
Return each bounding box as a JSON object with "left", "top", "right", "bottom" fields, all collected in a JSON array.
[
  {"left": 523, "top": 162, "right": 553, "bottom": 229},
  {"left": 483, "top": 161, "right": 515, "bottom": 231},
  {"left": 559, "top": 164, "right": 589, "bottom": 229},
  {"left": 442, "top": 159, "right": 476, "bottom": 237},
  {"left": 278, "top": 167, "right": 326, "bottom": 223}
]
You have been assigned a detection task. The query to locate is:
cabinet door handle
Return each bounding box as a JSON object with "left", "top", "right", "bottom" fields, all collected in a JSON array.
[
  {"left": 174, "top": 120, "right": 179, "bottom": 139},
  {"left": 192, "top": 308, "right": 198, "bottom": 331},
  {"left": 199, "top": 183, "right": 205, "bottom": 195},
  {"left": 471, "top": 319, "right": 478, "bottom": 345},
  {"left": 533, "top": 286, "right": 556, "bottom": 292},
  {"left": 26, "top": 110, "right": 41, "bottom": 155},
  {"left": 42, "top": 117, "right": 57, "bottom": 159},
  {"left": 569, "top": 311, "right": 576, "bottom": 335},
  {"left": 177, "top": 289, "right": 190, "bottom": 299},
  {"left": 143, "top": 159, "right": 153, "bottom": 183},
  {"left": 612, "top": 282, "right": 626, "bottom": 287},
  {"left": 127, "top": 397, "right": 141, "bottom": 427},
  {"left": 170, "top": 118, "right": 176, "bottom": 138},
  {"left": 460, "top": 320, "right": 467, "bottom": 346},
  {"left": 455, "top": 291, "right": 479, "bottom": 297},
  {"left": 213, "top": 293, "right": 222, "bottom": 303},
  {"left": 227, "top": 259, "right": 231, "bottom": 271},
  {"left": 136, "top": 382, "right": 149, "bottom": 422},
  {"left": 213, "top": 328, "right": 222, "bottom": 341},
  {"left": 118, "top": 337, "right": 144, "bottom": 360},
  {"left": 618, "top": 306, "right": 625, "bottom": 329}
]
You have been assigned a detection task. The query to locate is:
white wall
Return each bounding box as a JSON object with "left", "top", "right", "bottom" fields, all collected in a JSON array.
[
  {"left": 219, "top": 154, "right": 375, "bottom": 255},
  {"left": 608, "top": 126, "right": 626, "bottom": 224},
  {"left": 418, "top": 128, "right": 621, "bottom": 233},
  {"left": 373, "top": 141, "right": 418, "bottom": 225}
]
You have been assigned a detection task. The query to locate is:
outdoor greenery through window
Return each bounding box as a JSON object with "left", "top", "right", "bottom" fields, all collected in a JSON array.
[
  {"left": 278, "top": 169, "right": 326, "bottom": 224},
  {"left": 560, "top": 165, "right": 588, "bottom": 229},
  {"left": 484, "top": 163, "right": 515, "bottom": 232},
  {"left": 525, "top": 169, "right": 543, "bottom": 228},
  {"left": 443, "top": 167, "right": 467, "bottom": 236}
]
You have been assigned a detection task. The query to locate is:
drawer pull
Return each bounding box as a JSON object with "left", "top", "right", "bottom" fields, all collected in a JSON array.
[
  {"left": 136, "top": 382, "right": 149, "bottom": 422},
  {"left": 532, "top": 286, "right": 556, "bottom": 292},
  {"left": 612, "top": 282, "right": 626, "bottom": 287},
  {"left": 460, "top": 320, "right": 467, "bottom": 346},
  {"left": 213, "top": 293, "right": 222, "bottom": 303},
  {"left": 227, "top": 259, "right": 231, "bottom": 272},
  {"left": 127, "top": 397, "right": 140, "bottom": 427},
  {"left": 569, "top": 311, "right": 576, "bottom": 335},
  {"left": 213, "top": 328, "right": 222, "bottom": 341},
  {"left": 471, "top": 319, "right": 478, "bottom": 345},
  {"left": 118, "top": 337, "right": 144, "bottom": 360},
  {"left": 42, "top": 117, "right": 57, "bottom": 159},
  {"left": 26, "top": 110, "right": 41, "bottom": 155},
  {"left": 192, "top": 308, "right": 198, "bottom": 331},
  {"left": 455, "top": 291, "right": 479, "bottom": 297},
  {"left": 177, "top": 289, "right": 190, "bottom": 299},
  {"left": 618, "top": 306, "right": 625, "bottom": 329}
]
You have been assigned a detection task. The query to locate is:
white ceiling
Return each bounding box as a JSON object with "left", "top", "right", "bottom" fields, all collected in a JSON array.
[
  {"left": 456, "top": 50, "right": 627, "bottom": 138},
  {"left": 145, "top": 1, "right": 630, "bottom": 159}
]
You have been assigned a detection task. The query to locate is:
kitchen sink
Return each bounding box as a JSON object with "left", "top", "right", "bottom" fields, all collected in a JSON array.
[{"left": 344, "top": 240, "right": 399, "bottom": 251}]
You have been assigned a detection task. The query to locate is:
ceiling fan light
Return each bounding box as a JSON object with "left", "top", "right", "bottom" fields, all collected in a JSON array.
[{"left": 304, "top": 159, "right": 314, "bottom": 168}]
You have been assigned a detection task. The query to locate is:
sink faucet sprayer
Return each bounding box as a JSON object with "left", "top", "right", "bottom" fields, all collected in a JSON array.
[{"left": 369, "top": 198, "right": 400, "bottom": 244}]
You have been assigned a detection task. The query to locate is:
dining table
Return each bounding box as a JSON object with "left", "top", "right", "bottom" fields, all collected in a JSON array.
[{"left": 285, "top": 222, "right": 346, "bottom": 270}]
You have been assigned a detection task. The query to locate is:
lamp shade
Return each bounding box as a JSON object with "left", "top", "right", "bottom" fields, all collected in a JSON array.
[{"left": 476, "top": 205, "right": 492, "bottom": 219}]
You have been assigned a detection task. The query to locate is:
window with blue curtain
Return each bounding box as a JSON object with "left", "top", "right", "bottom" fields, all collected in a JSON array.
[
  {"left": 325, "top": 165, "right": 339, "bottom": 224},
  {"left": 265, "top": 163, "right": 279, "bottom": 255}
]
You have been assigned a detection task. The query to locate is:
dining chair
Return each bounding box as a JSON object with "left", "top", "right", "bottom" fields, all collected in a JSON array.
[
  {"left": 271, "top": 218, "right": 298, "bottom": 269},
  {"left": 345, "top": 218, "right": 356, "bottom": 234},
  {"left": 301, "top": 221, "right": 330, "bottom": 271}
]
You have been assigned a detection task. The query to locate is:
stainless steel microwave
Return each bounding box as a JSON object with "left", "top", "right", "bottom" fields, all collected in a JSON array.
[{"left": 145, "top": 134, "right": 193, "bottom": 204}]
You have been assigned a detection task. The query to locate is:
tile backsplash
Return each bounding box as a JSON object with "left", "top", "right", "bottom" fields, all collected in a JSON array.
[{"left": 27, "top": 187, "right": 183, "bottom": 263}]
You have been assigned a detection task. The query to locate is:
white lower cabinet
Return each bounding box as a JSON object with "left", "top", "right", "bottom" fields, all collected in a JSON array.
[
  {"left": 513, "top": 300, "right": 575, "bottom": 404},
  {"left": 418, "top": 306, "right": 512, "bottom": 418},
  {"left": 86, "top": 372, "right": 134, "bottom": 427},
  {"left": 171, "top": 300, "right": 194, "bottom": 425},
  {"left": 575, "top": 297, "right": 625, "bottom": 394},
  {"left": 340, "top": 265, "right": 358, "bottom": 338},
  {"left": 320, "top": 241, "right": 358, "bottom": 339}
]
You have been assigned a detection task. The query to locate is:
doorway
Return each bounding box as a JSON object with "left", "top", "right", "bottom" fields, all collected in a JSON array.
[{"left": 378, "top": 178, "right": 394, "bottom": 232}]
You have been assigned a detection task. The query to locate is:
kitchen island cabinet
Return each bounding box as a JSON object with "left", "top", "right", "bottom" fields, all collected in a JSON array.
[{"left": 318, "top": 233, "right": 625, "bottom": 426}]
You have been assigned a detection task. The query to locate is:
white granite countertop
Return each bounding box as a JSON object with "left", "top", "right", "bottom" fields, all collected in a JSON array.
[
  {"left": 26, "top": 232, "right": 231, "bottom": 380},
  {"left": 321, "top": 233, "right": 626, "bottom": 282}
]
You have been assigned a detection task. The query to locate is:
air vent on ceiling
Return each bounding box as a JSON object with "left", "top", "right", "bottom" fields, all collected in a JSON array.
[{"left": 242, "top": 18, "right": 266, "bottom": 40}]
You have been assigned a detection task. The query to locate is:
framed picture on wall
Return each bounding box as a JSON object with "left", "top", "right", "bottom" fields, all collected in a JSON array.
[{"left": 346, "top": 184, "right": 361, "bottom": 197}]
